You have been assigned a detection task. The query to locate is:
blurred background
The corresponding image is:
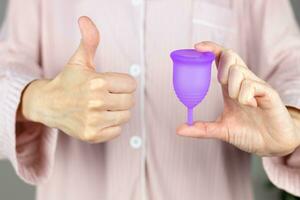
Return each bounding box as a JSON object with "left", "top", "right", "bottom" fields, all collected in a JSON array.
[{"left": 0, "top": 0, "right": 300, "bottom": 199}]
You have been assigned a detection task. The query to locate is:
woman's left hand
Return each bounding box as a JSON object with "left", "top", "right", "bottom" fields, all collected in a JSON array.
[{"left": 177, "top": 41, "right": 300, "bottom": 157}]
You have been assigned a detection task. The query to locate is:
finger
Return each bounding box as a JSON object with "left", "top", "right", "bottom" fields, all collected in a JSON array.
[
  {"left": 216, "top": 49, "right": 253, "bottom": 85},
  {"left": 194, "top": 41, "right": 224, "bottom": 64},
  {"left": 195, "top": 41, "right": 248, "bottom": 66},
  {"left": 238, "top": 79, "right": 278, "bottom": 109},
  {"left": 176, "top": 121, "right": 229, "bottom": 142},
  {"left": 87, "top": 91, "right": 135, "bottom": 111},
  {"left": 227, "top": 63, "right": 267, "bottom": 99},
  {"left": 105, "top": 93, "right": 135, "bottom": 111},
  {"left": 67, "top": 16, "right": 100, "bottom": 70},
  {"left": 227, "top": 65, "right": 260, "bottom": 98},
  {"left": 227, "top": 65, "right": 244, "bottom": 99},
  {"left": 90, "top": 126, "right": 122, "bottom": 143},
  {"left": 87, "top": 95, "right": 134, "bottom": 111},
  {"left": 104, "top": 110, "right": 131, "bottom": 126},
  {"left": 195, "top": 42, "right": 248, "bottom": 83},
  {"left": 103, "top": 72, "right": 137, "bottom": 93},
  {"left": 238, "top": 80, "right": 260, "bottom": 107},
  {"left": 217, "top": 49, "right": 238, "bottom": 84}
]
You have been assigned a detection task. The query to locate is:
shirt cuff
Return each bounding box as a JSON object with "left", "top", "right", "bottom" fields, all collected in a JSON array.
[
  {"left": 262, "top": 93, "right": 300, "bottom": 196},
  {"left": 263, "top": 156, "right": 300, "bottom": 196},
  {"left": 0, "top": 71, "right": 58, "bottom": 185}
]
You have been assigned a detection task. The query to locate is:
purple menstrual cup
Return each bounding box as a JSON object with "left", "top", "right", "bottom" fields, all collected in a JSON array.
[{"left": 170, "top": 49, "right": 215, "bottom": 125}]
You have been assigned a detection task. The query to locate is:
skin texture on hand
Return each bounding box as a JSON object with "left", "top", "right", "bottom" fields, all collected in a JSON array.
[
  {"left": 288, "top": 106, "right": 300, "bottom": 137},
  {"left": 177, "top": 41, "right": 300, "bottom": 157},
  {"left": 20, "top": 16, "right": 137, "bottom": 143}
]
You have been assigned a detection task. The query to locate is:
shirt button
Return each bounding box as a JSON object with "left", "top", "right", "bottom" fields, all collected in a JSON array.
[
  {"left": 130, "top": 136, "right": 142, "bottom": 149},
  {"left": 129, "top": 64, "right": 141, "bottom": 77},
  {"left": 131, "top": 0, "right": 142, "bottom": 6}
]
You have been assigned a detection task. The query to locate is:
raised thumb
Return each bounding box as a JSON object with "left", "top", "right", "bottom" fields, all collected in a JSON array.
[{"left": 67, "top": 16, "right": 100, "bottom": 70}]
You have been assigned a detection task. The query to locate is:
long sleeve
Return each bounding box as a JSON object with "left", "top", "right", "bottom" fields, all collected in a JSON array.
[
  {"left": 0, "top": 0, "right": 58, "bottom": 184},
  {"left": 244, "top": 0, "right": 300, "bottom": 196}
]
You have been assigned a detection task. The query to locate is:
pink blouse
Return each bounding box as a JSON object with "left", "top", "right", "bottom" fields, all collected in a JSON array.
[{"left": 0, "top": 0, "right": 300, "bottom": 200}]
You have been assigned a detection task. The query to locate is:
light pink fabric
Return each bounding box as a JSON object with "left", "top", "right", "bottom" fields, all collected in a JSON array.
[{"left": 0, "top": 0, "right": 300, "bottom": 200}]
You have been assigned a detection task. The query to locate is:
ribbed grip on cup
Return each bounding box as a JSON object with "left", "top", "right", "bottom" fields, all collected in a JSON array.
[{"left": 175, "top": 89, "right": 209, "bottom": 108}]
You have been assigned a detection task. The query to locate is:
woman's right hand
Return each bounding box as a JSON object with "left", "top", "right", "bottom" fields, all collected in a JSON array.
[{"left": 20, "top": 16, "right": 137, "bottom": 143}]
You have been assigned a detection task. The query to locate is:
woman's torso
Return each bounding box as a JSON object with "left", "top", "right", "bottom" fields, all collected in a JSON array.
[{"left": 37, "top": 0, "right": 253, "bottom": 199}]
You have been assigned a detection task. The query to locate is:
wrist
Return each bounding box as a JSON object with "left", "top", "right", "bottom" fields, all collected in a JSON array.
[{"left": 21, "top": 79, "right": 50, "bottom": 123}]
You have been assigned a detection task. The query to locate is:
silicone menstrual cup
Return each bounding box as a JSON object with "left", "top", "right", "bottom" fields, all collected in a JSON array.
[{"left": 170, "top": 49, "right": 215, "bottom": 125}]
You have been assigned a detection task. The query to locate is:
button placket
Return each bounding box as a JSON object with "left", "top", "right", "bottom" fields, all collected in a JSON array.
[{"left": 132, "top": 0, "right": 147, "bottom": 199}]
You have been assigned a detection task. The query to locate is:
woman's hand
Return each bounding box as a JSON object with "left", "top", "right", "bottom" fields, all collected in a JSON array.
[
  {"left": 177, "top": 41, "right": 300, "bottom": 156},
  {"left": 20, "top": 16, "right": 136, "bottom": 143}
]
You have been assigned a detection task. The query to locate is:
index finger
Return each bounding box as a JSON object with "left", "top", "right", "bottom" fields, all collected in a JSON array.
[
  {"left": 103, "top": 72, "right": 137, "bottom": 93},
  {"left": 194, "top": 41, "right": 225, "bottom": 65}
]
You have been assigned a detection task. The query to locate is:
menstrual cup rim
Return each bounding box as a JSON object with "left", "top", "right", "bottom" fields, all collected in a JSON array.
[{"left": 170, "top": 49, "right": 215, "bottom": 63}]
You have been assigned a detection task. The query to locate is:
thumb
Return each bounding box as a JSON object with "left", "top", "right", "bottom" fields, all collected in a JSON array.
[
  {"left": 176, "top": 121, "right": 229, "bottom": 142},
  {"left": 67, "top": 16, "right": 100, "bottom": 70}
]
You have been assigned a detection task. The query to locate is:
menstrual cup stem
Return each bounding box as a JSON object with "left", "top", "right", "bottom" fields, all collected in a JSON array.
[{"left": 187, "top": 108, "right": 193, "bottom": 125}]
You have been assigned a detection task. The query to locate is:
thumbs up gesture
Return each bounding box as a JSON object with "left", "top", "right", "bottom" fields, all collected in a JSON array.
[{"left": 21, "top": 17, "right": 137, "bottom": 143}]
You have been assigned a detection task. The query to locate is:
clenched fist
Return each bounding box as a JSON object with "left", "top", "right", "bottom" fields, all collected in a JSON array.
[{"left": 20, "top": 16, "right": 136, "bottom": 143}]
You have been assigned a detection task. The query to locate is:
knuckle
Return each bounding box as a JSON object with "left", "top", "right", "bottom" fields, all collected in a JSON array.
[
  {"left": 81, "top": 129, "right": 97, "bottom": 142},
  {"left": 226, "top": 49, "right": 239, "bottom": 58},
  {"left": 231, "top": 65, "right": 248, "bottom": 78},
  {"left": 238, "top": 94, "right": 245, "bottom": 104},
  {"left": 221, "top": 49, "right": 239, "bottom": 60},
  {"left": 230, "top": 64, "right": 241, "bottom": 72},
  {"left": 227, "top": 65, "right": 242, "bottom": 82},
  {"left": 218, "top": 74, "right": 226, "bottom": 85},
  {"left": 80, "top": 112, "right": 102, "bottom": 143},
  {"left": 238, "top": 90, "right": 247, "bottom": 104},
  {"left": 218, "top": 68, "right": 228, "bottom": 85},
  {"left": 221, "top": 49, "right": 235, "bottom": 61},
  {"left": 228, "top": 89, "right": 236, "bottom": 99},
  {"left": 242, "top": 79, "right": 253, "bottom": 89},
  {"left": 219, "top": 75, "right": 227, "bottom": 85},
  {"left": 225, "top": 48, "right": 235, "bottom": 55},
  {"left": 89, "top": 77, "right": 107, "bottom": 90},
  {"left": 87, "top": 99, "right": 105, "bottom": 109}
]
